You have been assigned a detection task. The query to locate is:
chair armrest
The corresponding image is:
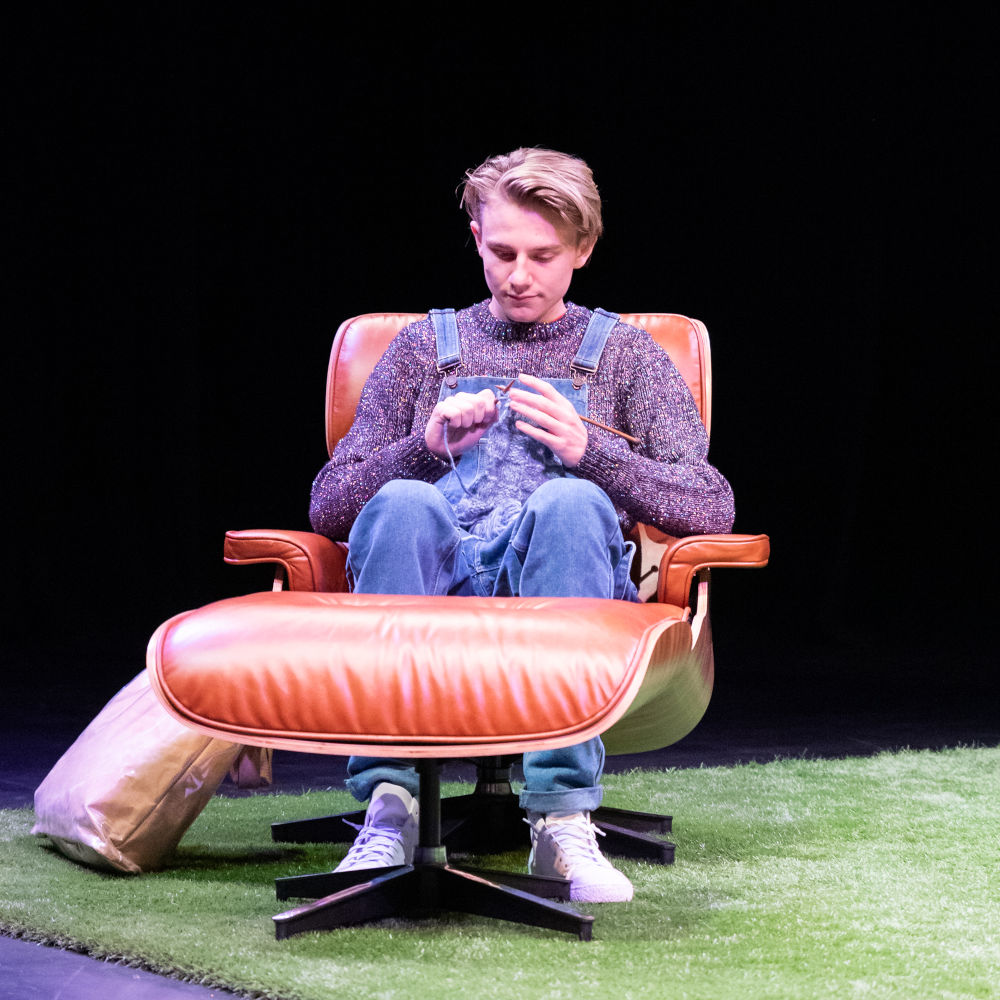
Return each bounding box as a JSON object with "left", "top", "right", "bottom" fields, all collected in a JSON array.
[
  {"left": 657, "top": 533, "right": 770, "bottom": 607},
  {"left": 224, "top": 529, "right": 349, "bottom": 593}
]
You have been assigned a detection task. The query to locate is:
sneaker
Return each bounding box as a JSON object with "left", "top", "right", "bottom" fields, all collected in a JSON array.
[
  {"left": 334, "top": 782, "right": 419, "bottom": 872},
  {"left": 526, "top": 812, "right": 634, "bottom": 902}
]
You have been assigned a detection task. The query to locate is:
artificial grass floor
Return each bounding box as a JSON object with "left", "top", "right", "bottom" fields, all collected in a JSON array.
[{"left": 2, "top": 747, "right": 998, "bottom": 1000}]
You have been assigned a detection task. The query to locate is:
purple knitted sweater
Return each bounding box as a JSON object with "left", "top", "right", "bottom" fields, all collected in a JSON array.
[{"left": 309, "top": 301, "right": 734, "bottom": 541}]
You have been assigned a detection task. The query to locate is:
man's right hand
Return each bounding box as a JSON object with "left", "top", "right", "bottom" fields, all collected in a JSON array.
[{"left": 425, "top": 388, "right": 499, "bottom": 459}]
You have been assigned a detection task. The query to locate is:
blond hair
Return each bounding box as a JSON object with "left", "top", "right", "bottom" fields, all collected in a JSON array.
[{"left": 460, "top": 147, "right": 603, "bottom": 248}]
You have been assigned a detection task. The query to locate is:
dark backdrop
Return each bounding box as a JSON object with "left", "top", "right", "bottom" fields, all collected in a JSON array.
[{"left": 7, "top": 8, "right": 995, "bottom": 723}]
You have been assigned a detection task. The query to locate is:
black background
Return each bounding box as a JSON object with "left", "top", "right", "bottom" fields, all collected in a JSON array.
[{"left": 6, "top": 7, "right": 996, "bottom": 732}]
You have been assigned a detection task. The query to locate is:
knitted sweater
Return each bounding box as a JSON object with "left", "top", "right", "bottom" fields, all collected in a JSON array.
[{"left": 309, "top": 301, "right": 734, "bottom": 541}]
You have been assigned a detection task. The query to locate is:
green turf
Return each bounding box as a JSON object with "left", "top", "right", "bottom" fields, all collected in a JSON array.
[{"left": 3, "top": 747, "right": 998, "bottom": 1000}]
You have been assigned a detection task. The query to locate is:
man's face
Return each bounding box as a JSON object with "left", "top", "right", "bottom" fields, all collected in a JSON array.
[{"left": 471, "top": 196, "right": 593, "bottom": 324}]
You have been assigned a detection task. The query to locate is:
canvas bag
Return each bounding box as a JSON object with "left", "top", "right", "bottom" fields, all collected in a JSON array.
[{"left": 32, "top": 669, "right": 271, "bottom": 873}]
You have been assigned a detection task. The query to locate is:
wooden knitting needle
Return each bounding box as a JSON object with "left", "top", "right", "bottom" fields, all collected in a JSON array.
[
  {"left": 579, "top": 416, "right": 641, "bottom": 445},
  {"left": 497, "top": 380, "right": 640, "bottom": 445}
]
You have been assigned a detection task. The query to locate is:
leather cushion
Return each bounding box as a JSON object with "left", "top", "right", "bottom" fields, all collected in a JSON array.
[{"left": 147, "top": 591, "right": 690, "bottom": 757}]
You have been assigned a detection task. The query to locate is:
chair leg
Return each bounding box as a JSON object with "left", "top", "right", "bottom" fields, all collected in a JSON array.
[
  {"left": 591, "top": 806, "right": 676, "bottom": 865},
  {"left": 273, "top": 760, "right": 592, "bottom": 940},
  {"left": 271, "top": 808, "right": 365, "bottom": 844},
  {"left": 275, "top": 865, "right": 407, "bottom": 901}
]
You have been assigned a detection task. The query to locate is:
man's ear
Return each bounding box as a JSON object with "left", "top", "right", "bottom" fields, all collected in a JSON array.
[
  {"left": 470, "top": 220, "right": 484, "bottom": 255},
  {"left": 574, "top": 240, "right": 596, "bottom": 269}
]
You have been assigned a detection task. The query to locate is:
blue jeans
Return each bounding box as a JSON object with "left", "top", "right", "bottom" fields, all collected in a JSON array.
[{"left": 345, "top": 477, "right": 637, "bottom": 814}]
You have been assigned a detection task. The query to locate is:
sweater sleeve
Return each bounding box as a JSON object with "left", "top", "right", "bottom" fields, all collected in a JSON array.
[
  {"left": 573, "top": 323, "right": 735, "bottom": 537},
  {"left": 308, "top": 321, "right": 448, "bottom": 541}
]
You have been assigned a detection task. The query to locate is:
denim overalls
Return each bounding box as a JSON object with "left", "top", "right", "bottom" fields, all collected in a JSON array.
[{"left": 426, "top": 306, "right": 637, "bottom": 602}]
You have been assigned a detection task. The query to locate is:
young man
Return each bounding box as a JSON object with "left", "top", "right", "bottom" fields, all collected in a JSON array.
[{"left": 309, "top": 147, "right": 734, "bottom": 902}]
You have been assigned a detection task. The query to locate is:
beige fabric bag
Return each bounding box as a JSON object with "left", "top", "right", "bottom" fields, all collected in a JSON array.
[{"left": 32, "top": 670, "right": 270, "bottom": 873}]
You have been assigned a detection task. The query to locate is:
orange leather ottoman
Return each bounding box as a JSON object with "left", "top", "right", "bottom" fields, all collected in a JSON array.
[{"left": 146, "top": 589, "right": 704, "bottom": 939}]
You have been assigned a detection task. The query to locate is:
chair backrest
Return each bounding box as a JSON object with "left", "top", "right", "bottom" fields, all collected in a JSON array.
[{"left": 325, "top": 312, "right": 712, "bottom": 458}]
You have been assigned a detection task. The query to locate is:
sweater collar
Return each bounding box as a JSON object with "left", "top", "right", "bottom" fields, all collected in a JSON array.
[{"left": 466, "top": 300, "right": 588, "bottom": 341}]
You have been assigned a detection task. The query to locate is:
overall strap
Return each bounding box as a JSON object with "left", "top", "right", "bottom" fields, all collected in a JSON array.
[
  {"left": 570, "top": 307, "right": 620, "bottom": 389},
  {"left": 429, "top": 308, "right": 461, "bottom": 388}
]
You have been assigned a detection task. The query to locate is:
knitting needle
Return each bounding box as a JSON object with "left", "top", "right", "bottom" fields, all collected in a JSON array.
[
  {"left": 496, "top": 380, "right": 640, "bottom": 445},
  {"left": 579, "top": 415, "right": 640, "bottom": 444},
  {"left": 579, "top": 416, "right": 640, "bottom": 445}
]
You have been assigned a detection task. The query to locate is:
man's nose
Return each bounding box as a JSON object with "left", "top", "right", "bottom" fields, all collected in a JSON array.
[{"left": 509, "top": 255, "right": 531, "bottom": 287}]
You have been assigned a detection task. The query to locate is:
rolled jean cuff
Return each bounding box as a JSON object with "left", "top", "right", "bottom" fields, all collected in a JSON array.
[
  {"left": 518, "top": 784, "right": 604, "bottom": 815},
  {"left": 345, "top": 759, "right": 420, "bottom": 803}
]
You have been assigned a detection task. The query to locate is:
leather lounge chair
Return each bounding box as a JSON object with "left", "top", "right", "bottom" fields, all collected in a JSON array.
[{"left": 147, "top": 312, "right": 770, "bottom": 940}]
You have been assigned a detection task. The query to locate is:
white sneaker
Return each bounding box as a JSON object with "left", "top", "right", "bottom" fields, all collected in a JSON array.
[
  {"left": 527, "top": 812, "right": 634, "bottom": 902},
  {"left": 335, "top": 782, "right": 419, "bottom": 872}
]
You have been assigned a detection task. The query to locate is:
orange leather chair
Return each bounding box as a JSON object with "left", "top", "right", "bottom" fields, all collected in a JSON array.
[{"left": 147, "top": 312, "right": 769, "bottom": 940}]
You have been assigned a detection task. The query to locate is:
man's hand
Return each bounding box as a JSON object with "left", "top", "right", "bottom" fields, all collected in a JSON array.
[
  {"left": 425, "top": 388, "right": 499, "bottom": 459},
  {"left": 507, "top": 373, "right": 588, "bottom": 468}
]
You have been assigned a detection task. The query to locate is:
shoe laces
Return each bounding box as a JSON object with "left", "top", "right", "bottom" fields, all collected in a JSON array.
[
  {"left": 529, "top": 814, "right": 610, "bottom": 865},
  {"left": 340, "top": 817, "right": 407, "bottom": 865}
]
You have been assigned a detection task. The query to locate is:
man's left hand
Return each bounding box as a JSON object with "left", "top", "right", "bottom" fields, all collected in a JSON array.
[{"left": 507, "top": 373, "right": 588, "bottom": 468}]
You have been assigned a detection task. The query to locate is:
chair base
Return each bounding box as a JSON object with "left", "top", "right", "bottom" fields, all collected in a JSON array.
[
  {"left": 273, "top": 859, "right": 594, "bottom": 941},
  {"left": 271, "top": 758, "right": 676, "bottom": 865},
  {"left": 272, "top": 760, "right": 594, "bottom": 940}
]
